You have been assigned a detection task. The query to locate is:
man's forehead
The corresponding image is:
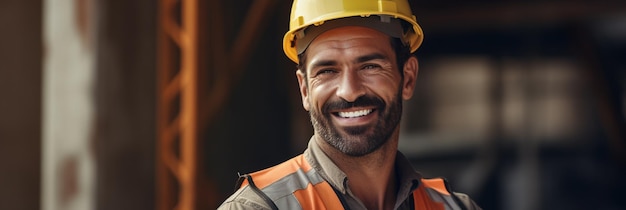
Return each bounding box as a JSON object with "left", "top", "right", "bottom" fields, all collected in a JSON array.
[
  {"left": 306, "top": 27, "right": 392, "bottom": 61},
  {"left": 312, "top": 26, "right": 390, "bottom": 43},
  {"left": 303, "top": 33, "right": 393, "bottom": 70}
]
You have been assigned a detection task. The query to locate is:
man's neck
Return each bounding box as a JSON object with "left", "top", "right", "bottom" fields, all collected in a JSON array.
[{"left": 315, "top": 133, "right": 400, "bottom": 210}]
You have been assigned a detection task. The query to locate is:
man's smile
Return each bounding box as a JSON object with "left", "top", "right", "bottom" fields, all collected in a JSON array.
[
  {"left": 329, "top": 107, "right": 378, "bottom": 127},
  {"left": 335, "top": 109, "right": 373, "bottom": 118}
]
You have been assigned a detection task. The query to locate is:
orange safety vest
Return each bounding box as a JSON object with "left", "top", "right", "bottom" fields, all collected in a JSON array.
[{"left": 237, "top": 155, "right": 466, "bottom": 210}]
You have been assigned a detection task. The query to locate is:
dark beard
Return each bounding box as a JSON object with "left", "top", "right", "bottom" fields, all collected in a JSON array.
[{"left": 309, "top": 90, "right": 403, "bottom": 157}]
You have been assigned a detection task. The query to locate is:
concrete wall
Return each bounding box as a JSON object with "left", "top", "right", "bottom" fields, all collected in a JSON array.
[{"left": 42, "top": 0, "right": 96, "bottom": 209}]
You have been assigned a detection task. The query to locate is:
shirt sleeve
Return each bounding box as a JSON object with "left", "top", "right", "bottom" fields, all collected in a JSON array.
[
  {"left": 453, "top": 192, "right": 483, "bottom": 210},
  {"left": 217, "top": 200, "right": 268, "bottom": 210},
  {"left": 217, "top": 186, "right": 273, "bottom": 210}
]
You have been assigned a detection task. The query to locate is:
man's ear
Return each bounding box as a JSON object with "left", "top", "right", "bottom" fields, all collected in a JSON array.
[
  {"left": 401, "top": 56, "right": 419, "bottom": 100},
  {"left": 296, "top": 69, "right": 310, "bottom": 111}
]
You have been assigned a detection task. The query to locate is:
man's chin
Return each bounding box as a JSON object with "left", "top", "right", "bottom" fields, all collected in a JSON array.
[
  {"left": 341, "top": 125, "right": 370, "bottom": 136},
  {"left": 335, "top": 139, "right": 381, "bottom": 157}
]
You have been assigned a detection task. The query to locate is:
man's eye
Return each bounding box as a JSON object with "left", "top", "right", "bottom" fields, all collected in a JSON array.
[
  {"left": 316, "top": 69, "right": 336, "bottom": 75},
  {"left": 362, "top": 64, "right": 381, "bottom": 69}
]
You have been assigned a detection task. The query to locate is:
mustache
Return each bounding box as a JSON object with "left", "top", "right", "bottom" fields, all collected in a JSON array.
[{"left": 322, "top": 95, "right": 385, "bottom": 113}]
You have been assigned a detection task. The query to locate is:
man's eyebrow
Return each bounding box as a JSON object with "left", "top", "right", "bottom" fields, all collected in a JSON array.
[
  {"left": 310, "top": 60, "right": 337, "bottom": 70},
  {"left": 355, "top": 53, "right": 387, "bottom": 63},
  {"left": 309, "top": 53, "right": 388, "bottom": 71}
]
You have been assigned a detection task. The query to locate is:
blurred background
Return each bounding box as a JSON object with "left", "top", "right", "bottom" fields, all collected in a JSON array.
[{"left": 1, "top": 0, "right": 625, "bottom": 209}]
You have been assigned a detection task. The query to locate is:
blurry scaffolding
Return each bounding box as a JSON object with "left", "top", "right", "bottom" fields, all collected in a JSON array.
[{"left": 156, "top": 0, "right": 281, "bottom": 209}]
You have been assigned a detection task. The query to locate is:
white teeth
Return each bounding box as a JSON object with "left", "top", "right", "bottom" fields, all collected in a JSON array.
[{"left": 338, "top": 109, "right": 372, "bottom": 118}]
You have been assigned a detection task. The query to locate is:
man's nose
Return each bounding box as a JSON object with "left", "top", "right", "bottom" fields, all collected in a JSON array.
[{"left": 335, "top": 71, "right": 366, "bottom": 102}]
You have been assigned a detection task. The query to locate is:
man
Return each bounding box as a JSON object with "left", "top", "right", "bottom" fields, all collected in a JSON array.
[{"left": 219, "top": 0, "right": 481, "bottom": 209}]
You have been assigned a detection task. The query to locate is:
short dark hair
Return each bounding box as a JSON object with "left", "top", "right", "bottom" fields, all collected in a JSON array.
[{"left": 297, "top": 37, "right": 412, "bottom": 80}]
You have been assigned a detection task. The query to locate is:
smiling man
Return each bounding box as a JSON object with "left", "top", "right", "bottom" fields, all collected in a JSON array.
[{"left": 218, "top": 0, "right": 481, "bottom": 209}]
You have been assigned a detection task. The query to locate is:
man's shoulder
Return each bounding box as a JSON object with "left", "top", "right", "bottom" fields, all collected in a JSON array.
[
  {"left": 217, "top": 185, "right": 272, "bottom": 210},
  {"left": 218, "top": 154, "right": 308, "bottom": 210}
]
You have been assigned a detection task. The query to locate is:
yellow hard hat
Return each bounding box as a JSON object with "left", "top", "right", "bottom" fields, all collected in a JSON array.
[{"left": 283, "top": 0, "right": 424, "bottom": 64}]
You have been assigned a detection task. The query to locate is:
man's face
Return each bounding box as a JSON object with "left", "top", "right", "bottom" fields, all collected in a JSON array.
[{"left": 296, "top": 26, "right": 413, "bottom": 156}]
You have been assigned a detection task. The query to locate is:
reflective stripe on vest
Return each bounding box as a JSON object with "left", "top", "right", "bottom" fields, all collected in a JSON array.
[
  {"left": 240, "top": 155, "right": 343, "bottom": 209},
  {"left": 414, "top": 178, "right": 464, "bottom": 210},
  {"left": 239, "top": 154, "right": 463, "bottom": 210}
]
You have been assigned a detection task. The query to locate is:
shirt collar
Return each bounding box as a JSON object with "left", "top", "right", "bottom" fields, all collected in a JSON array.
[
  {"left": 304, "top": 136, "right": 350, "bottom": 194},
  {"left": 394, "top": 151, "right": 423, "bottom": 205},
  {"left": 303, "top": 135, "right": 422, "bottom": 197}
]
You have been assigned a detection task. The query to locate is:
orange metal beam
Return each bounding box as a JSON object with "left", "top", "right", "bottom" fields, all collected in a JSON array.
[
  {"left": 157, "top": 0, "right": 199, "bottom": 209},
  {"left": 158, "top": 0, "right": 279, "bottom": 209}
]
